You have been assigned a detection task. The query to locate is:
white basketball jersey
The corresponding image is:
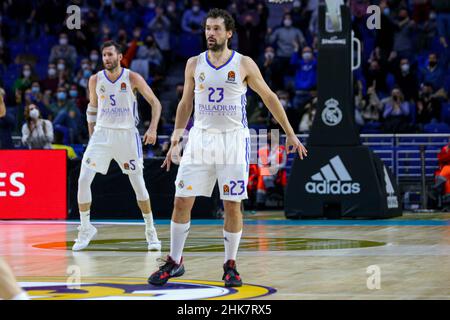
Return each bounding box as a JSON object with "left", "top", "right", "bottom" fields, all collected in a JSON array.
[
  {"left": 95, "top": 68, "right": 138, "bottom": 129},
  {"left": 194, "top": 50, "right": 248, "bottom": 131}
]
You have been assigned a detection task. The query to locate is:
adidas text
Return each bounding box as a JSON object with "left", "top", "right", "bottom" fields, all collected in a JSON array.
[{"left": 305, "top": 180, "right": 361, "bottom": 194}]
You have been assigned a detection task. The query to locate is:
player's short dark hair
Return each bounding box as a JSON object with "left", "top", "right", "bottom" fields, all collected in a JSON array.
[
  {"left": 101, "top": 40, "right": 122, "bottom": 54},
  {"left": 203, "top": 8, "right": 235, "bottom": 33}
]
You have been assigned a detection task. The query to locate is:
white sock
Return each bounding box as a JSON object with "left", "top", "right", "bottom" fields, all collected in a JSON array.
[
  {"left": 223, "top": 229, "right": 242, "bottom": 263},
  {"left": 170, "top": 221, "right": 190, "bottom": 264},
  {"left": 11, "top": 291, "right": 29, "bottom": 300},
  {"left": 80, "top": 210, "right": 91, "bottom": 228},
  {"left": 142, "top": 212, "right": 154, "bottom": 227}
]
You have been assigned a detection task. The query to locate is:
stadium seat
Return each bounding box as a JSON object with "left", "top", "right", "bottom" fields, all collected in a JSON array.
[
  {"left": 441, "top": 103, "right": 450, "bottom": 124},
  {"left": 423, "top": 121, "right": 450, "bottom": 133}
]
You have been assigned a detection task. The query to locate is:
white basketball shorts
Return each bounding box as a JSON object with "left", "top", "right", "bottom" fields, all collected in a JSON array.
[
  {"left": 175, "top": 127, "right": 251, "bottom": 201},
  {"left": 82, "top": 126, "right": 144, "bottom": 175}
]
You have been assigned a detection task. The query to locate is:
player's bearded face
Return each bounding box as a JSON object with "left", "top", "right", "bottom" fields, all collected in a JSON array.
[
  {"left": 205, "top": 19, "right": 231, "bottom": 52},
  {"left": 102, "top": 48, "right": 121, "bottom": 71}
]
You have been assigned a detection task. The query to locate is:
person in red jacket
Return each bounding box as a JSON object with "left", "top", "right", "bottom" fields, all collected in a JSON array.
[
  {"left": 256, "top": 132, "right": 287, "bottom": 208},
  {"left": 433, "top": 142, "right": 450, "bottom": 209}
]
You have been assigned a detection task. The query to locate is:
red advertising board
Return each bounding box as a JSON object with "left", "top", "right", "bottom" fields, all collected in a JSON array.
[{"left": 0, "top": 150, "right": 67, "bottom": 219}]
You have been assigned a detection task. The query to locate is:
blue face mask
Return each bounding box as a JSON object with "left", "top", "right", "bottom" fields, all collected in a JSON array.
[
  {"left": 57, "top": 92, "right": 67, "bottom": 100},
  {"left": 69, "top": 90, "right": 78, "bottom": 98},
  {"left": 84, "top": 70, "right": 92, "bottom": 78},
  {"left": 31, "top": 87, "right": 40, "bottom": 94}
]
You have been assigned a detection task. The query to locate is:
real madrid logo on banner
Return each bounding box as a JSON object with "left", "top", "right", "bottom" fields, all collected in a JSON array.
[{"left": 321, "top": 98, "right": 342, "bottom": 126}]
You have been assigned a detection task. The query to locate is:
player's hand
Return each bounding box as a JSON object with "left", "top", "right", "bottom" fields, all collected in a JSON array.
[
  {"left": 143, "top": 128, "right": 157, "bottom": 145},
  {"left": 286, "top": 134, "right": 307, "bottom": 160},
  {"left": 161, "top": 141, "right": 181, "bottom": 172}
]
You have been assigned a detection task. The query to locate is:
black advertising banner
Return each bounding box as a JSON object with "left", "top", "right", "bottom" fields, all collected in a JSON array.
[{"left": 285, "top": 146, "right": 402, "bottom": 218}]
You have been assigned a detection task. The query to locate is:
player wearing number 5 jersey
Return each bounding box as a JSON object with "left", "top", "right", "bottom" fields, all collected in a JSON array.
[
  {"left": 73, "top": 41, "right": 163, "bottom": 252},
  {"left": 148, "top": 9, "right": 307, "bottom": 287}
]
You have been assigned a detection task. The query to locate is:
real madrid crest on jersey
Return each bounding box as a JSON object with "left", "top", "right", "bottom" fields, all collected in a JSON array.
[
  {"left": 100, "top": 85, "right": 106, "bottom": 93},
  {"left": 198, "top": 72, "right": 205, "bottom": 82}
]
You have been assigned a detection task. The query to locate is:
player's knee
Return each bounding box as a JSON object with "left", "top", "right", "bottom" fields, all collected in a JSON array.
[
  {"left": 173, "top": 197, "right": 194, "bottom": 215},
  {"left": 223, "top": 200, "right": 242, "bottom": 216}
]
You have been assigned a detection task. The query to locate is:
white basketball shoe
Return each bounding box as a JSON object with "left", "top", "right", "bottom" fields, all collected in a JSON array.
[
  {"left": 72, "top": 224, "right": 97, "bottom": 251},
  {"left": 146, "top": 226, "right": 161, "bottom": 251}
]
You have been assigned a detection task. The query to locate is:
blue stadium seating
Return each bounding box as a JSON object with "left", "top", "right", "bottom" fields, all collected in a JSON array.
[{"left": 441, "top": 103, "right": 450, "bottom": 124}]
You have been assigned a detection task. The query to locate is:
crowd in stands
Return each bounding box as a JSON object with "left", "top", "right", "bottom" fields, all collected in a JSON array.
[{"left": 0, "top": 0, "right": 449, "bottom": 154}]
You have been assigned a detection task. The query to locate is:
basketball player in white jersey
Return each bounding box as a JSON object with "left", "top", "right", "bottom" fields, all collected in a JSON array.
[
  {"left": 73, "top": 41, "right": 163, "bottom": 251},
  {"left": 148, "top": 9, "right": 307, "bottom": 287}
]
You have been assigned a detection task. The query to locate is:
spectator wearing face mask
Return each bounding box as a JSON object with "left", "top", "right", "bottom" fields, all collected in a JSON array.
[
  {"left": 268, "top": 13, "right": 306, "bottom": 90},
  {"left": 75, "top": 64, "right": 93, "bottom": 89},
  {"left": 13, "top": 64, "right": 35, "bottom": 93},
  {"left": 49, "top": 33, "right": 78, "bottom": 69},
  {"left": 24, "top": 82, "right": 50, "bottom": 120},
  {"left": 291, "top": 46, "right": 317, "bottom": 111},
  {"left": 389, "top": 8, "right": 416, "bottom": 62},
  {"left": 381, "top": 87, "right": 411, "bottom": 133},
  {"left": 131, "top": 35, "right": 164, "bottom": 83},
  {"left": 148, "top": 6, "right": 172, "bottom": 64},
  {"left": 0, "top": 87, "right": 15, "bottom": 149},
  {"left": 21, "top": 103, "right": 54, "bottom": 149},
  {"left": 395, "top": 58, "right": 418, "bottom": 102},
  {"left": 236, "top": 13, "right": 262, "bottom": 60},
  {"left": 89, "top": 50, "right": 102, "bottom": 72},
  {"left": 52, "top": 87, "right": 84, "bottom": 144},
  {"left": 68, "top": 83, "right": 88, "bottom": 114},
  {"left": 181, "top": 0, "right": 206, "bottom": 35},
  {"left": 258, "top": 46, "right": 276, "bottom": 89},
  {"left": 364, "top": 58, "right": 389, "bottom": 97},
  {"left": 40, "top": 63, "right": 59, "bottom": 94},
  {"left": 298, "top": 96, "right": 317, "bottom": 133},
  {"left": 416, "top": 82, "right": 445, "bottom": 126},
  {"left": 419, "top": 53, "right": 445, "bottom": 91}
]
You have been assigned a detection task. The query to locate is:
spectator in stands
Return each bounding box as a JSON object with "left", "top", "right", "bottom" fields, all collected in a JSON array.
[
  {"left": 167, "top": 83, "right": 184, "bottom": 124},
  {"left": 55, "top": 58, "right": 70, "bottom": 85},
  {"left": 51, "top": 86, "right": 84, "bottom": 143},
  {"left": 365, "top": 58, "right": 389, "bottom": 96},
  {"left": 291, "top": 46, "right": 317, "bottom": 111},
  {"left": 68, "top": 84, "right": 88, "bottom": 114},
  {"left": 268, "top": 13, "right": 306, "bottom": 90},
  {"left": 13, "top": 64, "right": 35, "bottom": 93},
  {"left": 21, "top": 103, "right": 53, "bottom": 149},
  {"left": 75, "top": 63, "right": 93, "bottom": 90},
  {"left": 49, "top": 33, "right": 78, "bottom": 69},
  {"left": 360, "top": 84, "right": 383, "bottom": 123},
  {"left": 165, "top": 1, "right": 182, "bottom": 34},
  {"left": 51, "top": 130, "right": 78, "bottom": 160},
  {"left": 181, "top": 0, "right": 206, "bottom": 35},
  {"left": 433, "top": 0, "right": 450, "bottom": 69},
  {"left": 290, "top": 0, "right": 313, "bottom": 42},
  {"left": 131, "top": 34, "right": 164, "bottom": 83},
  {"left": 416, "top": 82, "right": 444, "bottom": 126},
  {"left": 258, "top": 46, "right": 276, "bottom": 90},
  {"left": 390, "top": 8, "right": 415, "bottom": 62},
  {"left": 298, "top": 96, "right": 317, "bottom": 133},
  {"left": 236, "top": 13, "right": 261, "bottom": 60},
  {"left": 0, "top": 87, "right": 14, "bottom": 149},
  {"left": 89, "top": 50, "right": 102, "bottom": 72},
  {"left": 419, "top": 53, "right": 446, "bottom": 91},
  {"left": 395, "top": 58, "right": 419, "bottom": 102},
  {"left": 40, "top": 63, "right": 59, "bottom": 94},
  {"left": 381, "top": 87, "right": 411, "bottom": 133},
  {"left": 374, "top": 1, "right": 396, "bottom": 62},
  {"left": 148, "top": 6, "right": 172, "bottom": 65},
  {"left": 42, "top": 89, "right": 54, "bottom": 120},
  {"left": 25, "top": 82, "right": 50, "bottom": 120}
]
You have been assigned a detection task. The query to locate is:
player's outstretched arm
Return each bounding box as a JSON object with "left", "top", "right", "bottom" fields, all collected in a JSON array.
[
  {"left": 161, "top": 57, "right": 196, "bottom": 171},
  {"left": 130, "top": 71, "right": 162, "bottom": 145},
  {"left": 86, "top": 75, "right": 98, "bottom": 138},
  {"left": 242, "top": 56, "right": 308, "bottom": 160}
]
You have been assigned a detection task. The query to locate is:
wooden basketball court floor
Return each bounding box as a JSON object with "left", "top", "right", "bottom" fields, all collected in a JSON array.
[{"left": 0, "top": 211, "right": 449, "bottom": 300}]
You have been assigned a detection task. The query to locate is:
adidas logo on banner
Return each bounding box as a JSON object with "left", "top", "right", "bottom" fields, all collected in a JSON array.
[
  {"left": 383, "top": 166, "right": 398, "bottom": 208},
  {"left": 305, "top": 156, "right": 361, "bottom": 194}
]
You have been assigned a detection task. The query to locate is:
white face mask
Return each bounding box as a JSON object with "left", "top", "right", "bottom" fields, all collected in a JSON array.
[
  {"left": 284, "top": 19, "right": 292, "bottom": 27},
  {"left": 90, "top": 54, "right": 99, "bottom": 61},
  {"left": 401, "top": 64, "right": 410, "bottom": 72},
  {"left": 293, "top": 0, "right": 301, "bottom": 8},
  {"left": 265, "top": 52, "right": 275, "bottom": 60},
  {"left": 23, "top": 70, "right": 31, "bottom": 78},
  {"left": 302, "top": 52, "right": 312, "bottom": 60},
  {"left": 29, "top": 108, "right": 40, "bottom": 119},
  {"left": 57, "top": 63, "right": 65, "bottom": 71},
  {"left": 280, "top": 99, "right": 288, "bottom": 108},
  {"left": 48, "top": 68, "right": 56, "bottom": 76},
  {"left": 59, "top": 38, "right": 68, "bottom": 45},
  {"left": 192, "top": 6, "right": 200, "bottom": 13}
]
